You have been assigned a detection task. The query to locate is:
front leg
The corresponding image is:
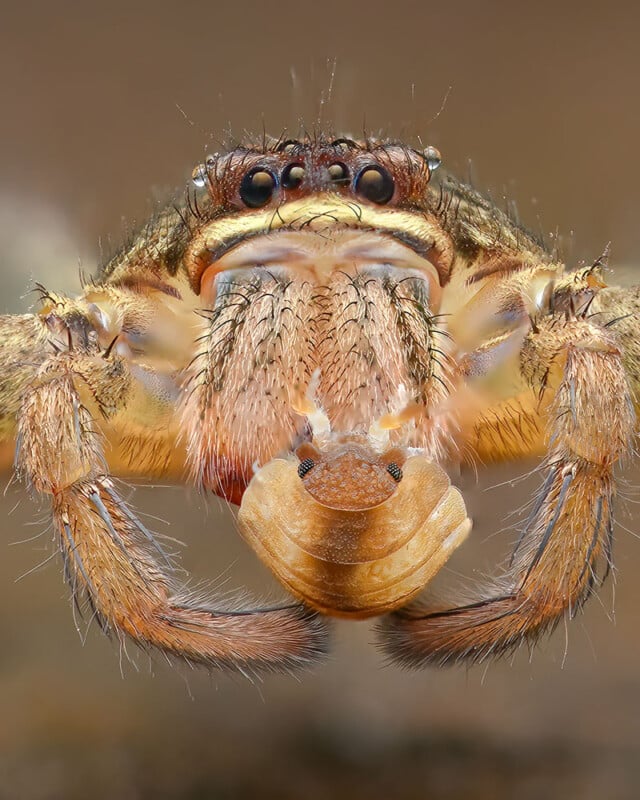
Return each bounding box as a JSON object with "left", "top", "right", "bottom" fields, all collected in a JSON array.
[
  {"left": 0, "top": 314, "right": 49, "bottom": 466},
  {"left": 15, "top": 341, "right": 327, "bottom": 672},
  {"left": 591, "top": 284, "right": 640, "bottom": 404},
  {"left": 378, "top": 315, "right": 635, "bottom": 665}
]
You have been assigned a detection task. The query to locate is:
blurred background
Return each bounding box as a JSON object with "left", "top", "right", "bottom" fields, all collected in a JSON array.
[{"left": 2, "top": 1, "right": 640, "bottom": 798}]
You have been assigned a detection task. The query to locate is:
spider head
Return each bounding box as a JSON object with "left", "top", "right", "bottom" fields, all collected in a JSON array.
[
  {"left": 192, "top": 136, "right": 441, "bottom": 211},
  {"left": 185, "top": 136, "right": 452, "bottom": 295}
]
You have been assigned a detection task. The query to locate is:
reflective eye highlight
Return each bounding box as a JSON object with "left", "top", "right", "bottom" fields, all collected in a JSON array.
[
  {"left": 239, "top": 168, "right": 277, "bottom": 208},
  {"left": 328, "top": 162, "right": 350, "bottom": 184},
  {"left": 355, "top": 165, "right": 395, "bottom": 204},
  {"left": 282, "top": 163, "right": 305, "bottom": 189},
  {"left": 423, "top": 145, "right": 442, "bottom": 172}
]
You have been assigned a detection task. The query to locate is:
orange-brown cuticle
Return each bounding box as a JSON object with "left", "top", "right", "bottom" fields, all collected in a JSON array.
[{"left": 296, "top": 441, "right": 406, "bottom": 511}]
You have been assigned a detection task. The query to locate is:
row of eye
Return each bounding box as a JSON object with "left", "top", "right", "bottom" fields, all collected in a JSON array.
[{"left": 238, "top": 162, "right": 395, "bottom": 208}]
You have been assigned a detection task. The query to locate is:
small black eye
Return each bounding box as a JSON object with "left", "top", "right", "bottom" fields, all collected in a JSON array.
[
  {"left": 327, "top": 162, "right": 350, "bottom": 185},
  {"left": 239, "top": 168, "right": 277, "bottom": 208},
  {"left": 386, "top": 462, "right": 403, "bottom": 482},
  {"left": 298, "top": 458, "right": 315, "bottom": 478},
  {"left": 355, "top": 165, "right": 395, "bottom": 204},
  {"left": 276, "top": 139, "right": 302, "bottom": 153},
  {"left": 331, "top": 137, "right": 357, "bottom": 149},
  {"left": 282, "top": 163, "right": 305, "bottom": 189}
]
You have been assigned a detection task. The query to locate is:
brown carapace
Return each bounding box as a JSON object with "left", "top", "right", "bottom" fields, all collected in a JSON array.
[{"left": 1, "top": 133, "right": 638, "bottom": 672}]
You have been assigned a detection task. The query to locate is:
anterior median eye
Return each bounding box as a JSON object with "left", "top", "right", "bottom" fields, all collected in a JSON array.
[
  {"left": 240, "top": 168, "right": 277, "bottom": 208},
  {"left": 282, "top": 163, "right": 305, "bottom": 189},
  {"left": 355, "top": 165, "right": 395, "bottom": 204},
  {"left": 327, "top": 162, "right": 350, "bottom": 184}
]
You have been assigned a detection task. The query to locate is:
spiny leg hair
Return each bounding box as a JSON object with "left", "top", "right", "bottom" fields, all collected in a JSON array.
[
  {"left": 10, "top": 309, "right": 328, "bottom": 673},
  {"left": 378, "top": 313, "right": 635, "bottom": 666}
]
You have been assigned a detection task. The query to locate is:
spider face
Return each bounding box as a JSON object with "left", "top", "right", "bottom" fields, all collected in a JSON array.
[
  {"left": 179, "top": 139, "right": 453, "bottom": 506},
  {"left": 190, "top": 137, "right": 439, "bottom": 212},
  {"left": 1, "top": 133, "right": 638, "bottom": 672},
  {"left": 185, "top": 138, "right": 449, "bottom": 299}
]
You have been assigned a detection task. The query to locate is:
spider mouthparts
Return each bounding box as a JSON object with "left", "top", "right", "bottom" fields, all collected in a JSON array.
[{"left": 237, "top": 432, "right": 471, "bottom": 618}]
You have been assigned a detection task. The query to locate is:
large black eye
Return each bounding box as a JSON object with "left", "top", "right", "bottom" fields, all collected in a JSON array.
[
  {"left": 355, "top": 165, "right": 395, "bottom": 204},
  {"left": 240, "top": 168, "right": 277, "bottom": 208},
  {"left": 282, "top": 163, "right": 305, "bottom": 189}
]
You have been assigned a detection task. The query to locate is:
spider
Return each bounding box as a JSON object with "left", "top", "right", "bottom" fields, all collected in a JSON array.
[{"left": 1, "top": 133, "right": 637, "bottom": 673}]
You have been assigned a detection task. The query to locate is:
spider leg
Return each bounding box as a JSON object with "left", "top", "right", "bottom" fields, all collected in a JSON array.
[
  {"left": 0, "top": 313, "right": 49, "bottom": 467},
  {"left": 591, "top": 284, "right": 640, "bottom": 405},
  {"left": 378, "top": 315, "right": 635, "bottom": 666},
  {"left": 13, "top": 338, "right": 328, "bottom": 673}
]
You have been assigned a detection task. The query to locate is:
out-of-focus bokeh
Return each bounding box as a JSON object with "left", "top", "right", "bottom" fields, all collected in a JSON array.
[{"left": 2, "top": 2, "right": 640, "bottom": 798}]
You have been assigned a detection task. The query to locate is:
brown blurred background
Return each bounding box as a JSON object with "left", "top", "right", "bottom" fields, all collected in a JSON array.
[{"left": 2, "top": 2, "right": 640, "bottom": 798}]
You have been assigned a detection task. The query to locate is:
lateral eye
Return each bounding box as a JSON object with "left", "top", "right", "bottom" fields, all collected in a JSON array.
[
  {"left": 355, "top": 165, "right": 395, "bottom": 204},
  {"left": 239, "top": 168, "right": 277, "bottom": 208}
]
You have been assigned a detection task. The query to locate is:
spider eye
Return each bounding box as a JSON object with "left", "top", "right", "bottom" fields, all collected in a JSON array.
[
  {"left": 239, "top": 168, "right": 277, "bottom": 208},
  {"left": 297, "top": 458, "right": 316, "bottom": 478},
  {"left": 386, "top": 462, "right": 403, "bottom": 482},
  {"left": 327, "top": 162, "right": 350, "bottom": 185},
  {"left": 355, "top": 165, "right": 395, "bottom": 204},
  {"left": 282, "top": 163, "right": 305, "bottom": 189},
  {"left": 423, "top": 145, "right": 442, "bottom": 172}
]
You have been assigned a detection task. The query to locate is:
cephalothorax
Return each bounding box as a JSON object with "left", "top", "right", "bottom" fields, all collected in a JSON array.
[{"left": 2, "top": 134, "right": 638, "bottom": 671}]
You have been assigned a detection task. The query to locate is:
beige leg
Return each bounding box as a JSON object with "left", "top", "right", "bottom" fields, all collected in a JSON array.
[
  {"left": 15, "top": 346, "right": 327, "bottom": 672},
  {"left": 379, "top": 315, "right": 634, "bottom": 665}
]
